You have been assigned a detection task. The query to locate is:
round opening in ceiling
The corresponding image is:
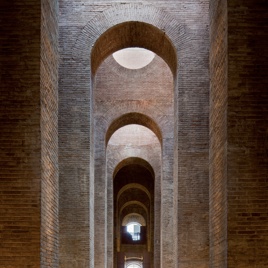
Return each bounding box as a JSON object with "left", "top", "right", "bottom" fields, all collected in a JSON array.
[{"left": 113, "top": 48, "right": 155, "bottom": 69}]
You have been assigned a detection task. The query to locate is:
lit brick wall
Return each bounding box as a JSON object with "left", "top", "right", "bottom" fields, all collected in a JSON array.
[
  {"left": 41, "top": 0, "right": 59, "bottom": 267},
  {"left": 209, "top": 0, "right": 228, "bottom": 267}
]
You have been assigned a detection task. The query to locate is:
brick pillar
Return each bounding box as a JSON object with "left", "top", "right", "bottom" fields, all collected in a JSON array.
[
  {"left": 161, "top": 137, "right": 175, "bottom": 267},
  {"left": 94, "top": 120, "right": 108, "bottom": 267},
  {"left": 209, "top": 0, "right": 228, "bottom": 267},
  {"left": 0, "top": 0, "right": 41, "bottom": 259},
  {"left": 227, "top": 1, "right": 268, "bottom": 267},
  {"left": 41, "top": 0, "right": 59, "bottom": 267}
]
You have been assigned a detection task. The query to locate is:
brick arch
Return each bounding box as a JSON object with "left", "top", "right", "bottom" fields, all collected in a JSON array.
[
  {"left": 118, "top": 188, "right": 150, "bottom": 211},
  {"left": 96, "top": 100, "right": 172, "bottom": 146},
  {"left": 122, "top": 213, "right": 146, "bottom": 227},
  {"left": 106, "top": 112, "right": 162, "bottom": 146},
  {"left": 121, "top": 207, "right": 147, "bottom": 224},
  {"left": 117, "top": 202, "right": 149, "bottom": 251},
  {"left": 113, "top": 157, "right": 155, "bottom": 179},
  {"left": 120, "top": 201, "right": 148, "bottom": 217},
  {"left": 91, "top": 21, "right": 177, "bottom": 76},
  {"left": 117, "top": 183, "right": 151, "bottom": 202},
  {"left": 72, "top": 3, "right": 192, "bottom": 76}
]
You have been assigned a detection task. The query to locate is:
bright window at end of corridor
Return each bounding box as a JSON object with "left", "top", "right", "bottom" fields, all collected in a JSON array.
[
  {"left": 126, "top": 261, "right": 143, "bottom": 268},
  {"left": 126, "top": 222, "right": 141, "bottom": 241}
]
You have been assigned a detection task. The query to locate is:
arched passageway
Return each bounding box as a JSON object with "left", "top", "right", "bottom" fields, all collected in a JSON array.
[
  {"left": 93, "top": 19, "right": 176, "bottom": 266},
  {"left": 59, "top": 3, "right": 210, "bottom": 268},
  {"left": 113, "top": 162, "right": 154, "bottom": 267},
  {"left": 107, "top": 124, "right": 160, "bottom": 268}
]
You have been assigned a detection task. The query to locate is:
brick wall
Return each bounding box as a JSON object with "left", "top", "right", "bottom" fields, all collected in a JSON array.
[
  {"left": 41, "top": 0, "right": 59, "bottom": 267},
  {"left": 58, "top": 15, "right": 92, "bottom": 268},
  {"left": 227, "top": 1, "right": 268, "bottom": 267},
  {"left": 0, "top": 1, "right": 41, "bottom": 267},
  {"left": 0, "top": 0, "right": 59, "bottom": 266},
  {"left": 209, "top": 0, "right": 228, "bottom": 267}
]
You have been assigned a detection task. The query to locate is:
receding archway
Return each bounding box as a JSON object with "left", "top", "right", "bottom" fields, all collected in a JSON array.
[
  {"left": 106, "top": 122, "right": 161, "bottom": 268},
  {"left": 113, "top": 157, "right": 155, "bottom": 179},
  {"left": 113, "top": 161, "right": 155, "bottom": 266},
  {"left": 72, "top": 4, "right": 179, "bottom": 268},
  {"left": 58, "top": 2, "right": 211, "bottom": 268},
  {"left": 94, "top": 49, "right": 174, "bottom": 268},
  {"left": 109, "top": 122, "right": 158, "bottom": 268},
  {"left": 117, "top": 183, "right": 151, "bottom": 202}
]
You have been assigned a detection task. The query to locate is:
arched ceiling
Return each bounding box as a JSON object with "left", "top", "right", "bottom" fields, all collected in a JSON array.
[
  {"left": 113, "top": 157, "right": 155, "bottom": 179},
  {"left": 114, "top": 162, "right": 154, "bottom": 226},
  {"left": 122, "top": 213, "right": 146, "bottom": 226},
  {"left": 114, "top": 164, "right": 154, "bottom": 198},
  {"left": 118, "top": 188, "right": 150, "bottom": 212}
]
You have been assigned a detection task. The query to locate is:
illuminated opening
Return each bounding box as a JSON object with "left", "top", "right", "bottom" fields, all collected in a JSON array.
[
  {"left": 113, "top": 48, "right": 155, "bottom": 69},
  {"left": 125, "top": 262, "right": 142, "bottom": 268},
  {"left": 126, "top": 222, "right": 141, "bottom": 241},
  {"left": 125, "top": 261, "right": 143, "bottom": 268}
]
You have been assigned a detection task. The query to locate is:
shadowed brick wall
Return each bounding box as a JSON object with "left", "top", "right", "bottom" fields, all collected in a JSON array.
[
  {"left": 227, "top": 1, "right": 268, "bottom": 267},
  {"left": 0, "top": 1, "right": 41, "bottom": 267},
  {"left": 0, "top": 0, "right": 59, "bottom": 267}
]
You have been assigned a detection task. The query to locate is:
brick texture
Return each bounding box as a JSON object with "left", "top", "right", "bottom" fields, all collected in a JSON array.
[
  {"left": 41, "top": 0, "right": 59, "bottom": 267},
  {"left": 0, "top": 0, "right": 59, "bottom": 267},
  {"left": 209, "top": 0, "right": 228, "bottom": 267},
  {"left": 227, "top": 1, "right": 268, "bottom": 267},
  {"left": 0, "top": 1, "right": 41, "bottom": 267}
]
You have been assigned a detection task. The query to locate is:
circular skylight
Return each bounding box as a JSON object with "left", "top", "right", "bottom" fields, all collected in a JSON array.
[
  {"left": 113, "top": 48, "right": 155, "bottom": 69},
  {"left": 108, "top": 124, "right": 159, "bottom": 146}
]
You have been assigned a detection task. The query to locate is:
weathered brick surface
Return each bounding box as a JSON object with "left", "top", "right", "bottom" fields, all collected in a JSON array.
[
  {"left": 41, "top": 0, "right": 59, "bottom": 267},
  {"left": 0, "top": 1, "right": 41, "bottom": 267},
  {"left": 227, "top": 1, "right": 268, "bottom": 267},
  {"left": 209, "top": 0, "right": 228, "bottom": 267}
]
